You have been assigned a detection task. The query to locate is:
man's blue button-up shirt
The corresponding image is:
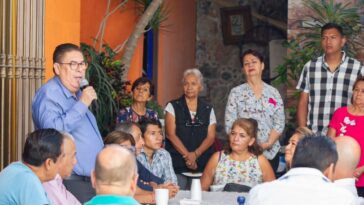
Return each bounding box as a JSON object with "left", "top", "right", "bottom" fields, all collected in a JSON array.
[{"left": 32, "top": 76, "right": 104, "bottom": 176}]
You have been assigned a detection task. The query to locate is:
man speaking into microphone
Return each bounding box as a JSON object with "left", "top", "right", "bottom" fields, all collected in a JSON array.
[{"left": 32, "top": 43, "right": 103, "bottom": 203}]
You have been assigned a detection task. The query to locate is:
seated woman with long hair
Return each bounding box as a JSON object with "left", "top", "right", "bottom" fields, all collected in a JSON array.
[
  {"left": 284, "top": 127, "right": 313, "bottom": 169},
  {"left": 201, "top": 118, "right": 275, "bottom": 191}
]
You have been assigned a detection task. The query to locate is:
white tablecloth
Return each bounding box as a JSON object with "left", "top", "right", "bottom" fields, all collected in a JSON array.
[{"left": 168, "top": 190, "right": 247, "bottom": 205}]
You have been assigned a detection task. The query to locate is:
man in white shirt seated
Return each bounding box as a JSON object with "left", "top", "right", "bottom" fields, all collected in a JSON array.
[
  {"left": 43, "top": 133, "right": 81, "bottom": 205},
  {"left": 334, "top": 136, "right": 364, "bottom": 204},
  {"left": 246, "top": 135, "right": 356, "bottom": 205}
]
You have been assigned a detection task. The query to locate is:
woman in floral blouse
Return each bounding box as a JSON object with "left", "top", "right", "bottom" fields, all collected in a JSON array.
[
  {"left": 224, "top": 49, "right": 285, "bottom": 172},
  {"left": 116, "top": 77, "right": 158, "bottom": 123},
  {"left": 201, "top": 118, "right": 275, "bottom": 191}
]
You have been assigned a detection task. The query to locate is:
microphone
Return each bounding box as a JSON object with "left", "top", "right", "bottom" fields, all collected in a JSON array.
[
  {"left": 80, "top": 79, "right": 99, "bottom": 110},
  {"left": 80, "top": 78, "right": 89, "bottom": 91}
]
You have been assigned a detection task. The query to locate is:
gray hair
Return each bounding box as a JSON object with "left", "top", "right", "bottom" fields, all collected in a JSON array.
[
  {"left": 182, "top": 68, "right": 204, "bottom": 89},
  {"left": 61, "top": 132, "right": 75, "bottom": 141},
  {"left": 115, "top": 122, "right": 139, "bottom": 134}
]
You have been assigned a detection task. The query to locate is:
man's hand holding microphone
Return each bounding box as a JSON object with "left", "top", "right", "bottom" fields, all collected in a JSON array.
[{"left": 79, "top": 79, "right": 98, "bottom": 108}]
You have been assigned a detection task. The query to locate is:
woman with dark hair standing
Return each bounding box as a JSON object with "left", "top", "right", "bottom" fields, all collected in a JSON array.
[
  {"left": 201, "top": 118, "right": 275, "bottom": 191},
  {"left": 225, "top": 49, "right": 285, "bottom": 172},
  {"left": 117, "top": 77, "right": 158, "bottom": 123}
]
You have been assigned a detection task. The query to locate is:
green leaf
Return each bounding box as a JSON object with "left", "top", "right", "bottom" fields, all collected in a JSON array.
[{"left": 133, "top": 0, "right": 169, "bottom": 30}]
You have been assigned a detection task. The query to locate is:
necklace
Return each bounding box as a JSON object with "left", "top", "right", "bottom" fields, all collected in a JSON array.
[{"left": 131, "top": 104, "right": 146, "bottom": 116}]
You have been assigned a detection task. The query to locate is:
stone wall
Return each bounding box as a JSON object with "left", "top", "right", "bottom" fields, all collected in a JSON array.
[
  {"left": 195, "top": 0, "right": 363, "bottom": 139},
  {"left": 196, "top": 0, "right": 287, "bottom": 138}
]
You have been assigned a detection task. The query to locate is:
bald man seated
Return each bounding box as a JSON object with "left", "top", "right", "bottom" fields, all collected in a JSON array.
[
  {"left": 85, "top": 145, "right": 140, "bottom": 205},
  {"left": 334, "top": 136, "right": 364, "bottom": 204}
]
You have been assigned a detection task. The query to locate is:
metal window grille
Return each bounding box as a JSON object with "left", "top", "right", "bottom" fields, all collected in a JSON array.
[{"left": 0, "top": 0, "right": 45, "bottom": 169}]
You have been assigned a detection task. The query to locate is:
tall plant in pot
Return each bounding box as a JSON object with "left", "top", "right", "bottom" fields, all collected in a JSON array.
[{"left": 81, "top": 43, "right": 127, "bottom": 136}]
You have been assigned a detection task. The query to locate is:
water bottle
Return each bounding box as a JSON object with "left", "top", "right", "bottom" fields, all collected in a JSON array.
[{"left": 237, "top": 196, "right": 245, "bottom": 205}]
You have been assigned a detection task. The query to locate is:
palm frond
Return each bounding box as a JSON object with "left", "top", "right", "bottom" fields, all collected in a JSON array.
[
  {"left": 133, "top": 0, "right": 169, "bottom": 30},
  {"left": 300, "top": 0, "right": 363, "bottom": 56},
  {"left": 80, "top": 43, "right": 127, "bottom": 136}
]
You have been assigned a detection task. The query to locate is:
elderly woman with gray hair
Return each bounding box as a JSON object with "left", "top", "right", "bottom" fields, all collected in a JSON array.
[{"left": 165, "top": 68, "right": 217, "bottom": 189}]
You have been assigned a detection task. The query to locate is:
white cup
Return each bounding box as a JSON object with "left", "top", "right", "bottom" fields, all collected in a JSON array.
[
  {"left": 155, "top": 188, "right": 169, "bottom": 205},
  {"left": 190, "top": 178, "right": 202, "bottom": 201}
]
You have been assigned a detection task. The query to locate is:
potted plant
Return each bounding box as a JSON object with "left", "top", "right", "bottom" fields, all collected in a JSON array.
[
  {"left": 80, "top": 0, "right": 168, "bottom": 135},
  {"left": 81, "top": 43, "right": 127, "bottom": 136}
]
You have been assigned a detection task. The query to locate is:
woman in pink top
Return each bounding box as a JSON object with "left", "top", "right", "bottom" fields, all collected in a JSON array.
[{"left": 328, "top": 75, "right": 364, "bottom": 197}]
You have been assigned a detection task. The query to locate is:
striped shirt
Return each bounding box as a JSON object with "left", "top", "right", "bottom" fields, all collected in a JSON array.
[
  {"left": 296, "top": 52, "right": 364, "bottom": 134},
  {"left": 137, "top": 148, "right": 178, "bottom": 184}
]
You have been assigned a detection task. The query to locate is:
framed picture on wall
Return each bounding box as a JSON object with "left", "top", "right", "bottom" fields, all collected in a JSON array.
[{"left": 220, "top": 6, "right": 253, "bottom": 45}]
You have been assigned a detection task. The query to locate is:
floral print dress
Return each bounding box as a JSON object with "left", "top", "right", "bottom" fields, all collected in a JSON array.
[
  {"left": 213, "top": 152, "right": 263, "bottom": 188},
  {"left": 116, "top": 107, "right": 158, "bottom": 123},
  {"left": 225, "top": 83, "right": 285, "bottom": 160}
]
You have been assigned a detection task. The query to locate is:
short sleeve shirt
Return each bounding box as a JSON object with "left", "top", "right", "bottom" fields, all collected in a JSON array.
[
  {"left": 137, "top": 148, "right": 178, "bottom": 184},
  {"left": 0, "top": 161, "right": 50, "bottom": 205},
  {"left": 329, "top": 106, "right": 364, "bottom": 186},
  {"left": 296, "top": 52, "right": 364, "bottom": 134},
  {"left": 85, "top": 195, "right": 140, "bottom": 205}
]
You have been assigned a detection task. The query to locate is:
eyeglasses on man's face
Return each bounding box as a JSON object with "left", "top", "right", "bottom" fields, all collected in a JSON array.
[{"left": 58, "top": 61, "right": 88, "bottom": 70}]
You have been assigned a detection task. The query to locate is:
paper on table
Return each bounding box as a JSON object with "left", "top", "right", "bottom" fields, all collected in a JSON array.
[
  {"left": 179, "top": 198, "right": 201, "bottom": 205},
  {"left": 209, "top": 184, "right": 225, "bottom": 192},
  {"left": 182, "top": 172, "right": 203, "bottom": 177}
]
